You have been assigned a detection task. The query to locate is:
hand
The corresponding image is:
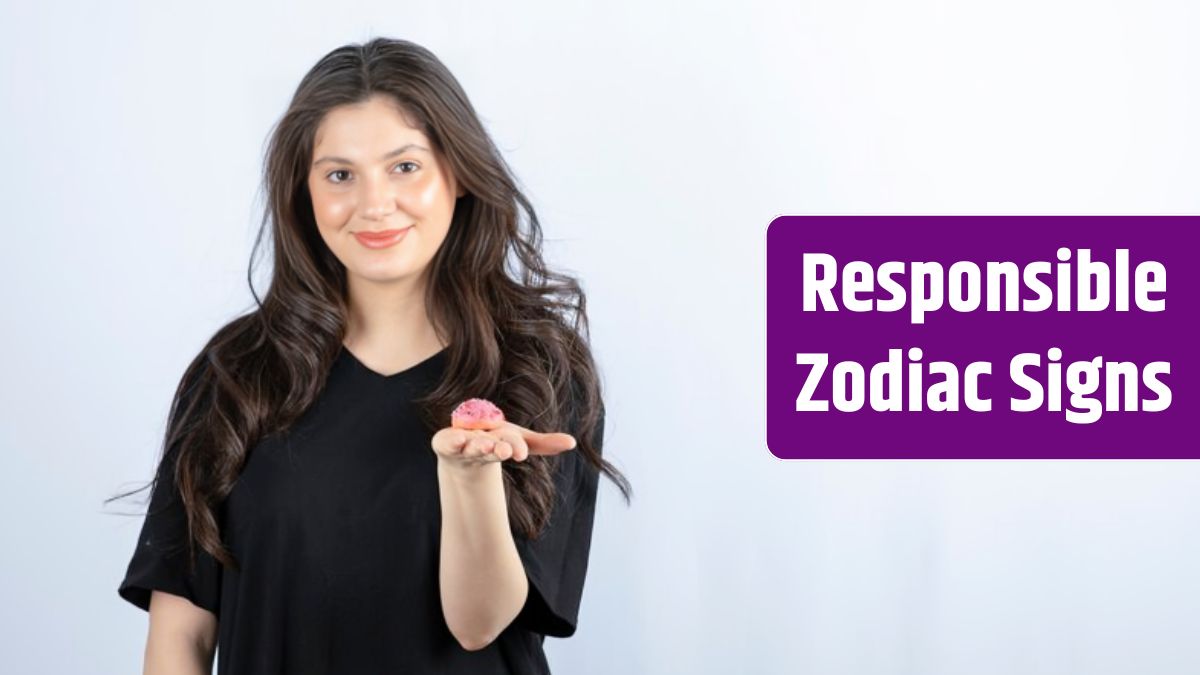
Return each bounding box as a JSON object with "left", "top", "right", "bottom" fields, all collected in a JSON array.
[{"left": 431, "top": 421, "right": 577, "bottom": 468}]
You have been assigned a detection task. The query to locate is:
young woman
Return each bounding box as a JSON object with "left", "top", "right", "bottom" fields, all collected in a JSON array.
[{"left": 114, "top": 37, "right": 630, "bottom": 674}]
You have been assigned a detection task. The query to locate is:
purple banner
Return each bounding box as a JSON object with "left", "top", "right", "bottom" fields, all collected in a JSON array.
[{"left": 766, "top": 216, "right": 1198, "bottom": 459}]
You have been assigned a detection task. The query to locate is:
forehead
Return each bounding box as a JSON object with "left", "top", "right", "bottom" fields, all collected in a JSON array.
[{"left": 312, "top": 95, "right": 430, "bottom": 153}]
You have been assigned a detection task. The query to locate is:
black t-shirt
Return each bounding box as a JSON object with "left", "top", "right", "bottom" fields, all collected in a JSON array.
[{"left": 118, "top": 344, "right": 601, "bottom": 674}]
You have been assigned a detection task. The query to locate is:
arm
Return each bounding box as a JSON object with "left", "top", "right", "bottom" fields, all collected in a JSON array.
[
  {"left": 436, "top": 459, "right": 529, "bottom": 651},
  {"left": 143, "top": 590, "right": 218, "bottom": 675}
]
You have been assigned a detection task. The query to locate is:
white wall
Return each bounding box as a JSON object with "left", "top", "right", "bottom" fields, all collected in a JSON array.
[{"left": 1, "top": 1, "right": 1197, "bottom": 673}]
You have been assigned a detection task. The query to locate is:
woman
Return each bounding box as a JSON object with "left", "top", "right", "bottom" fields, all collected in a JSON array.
[{"left": 113, "top": 37, "right": 630, "bottom": 674}]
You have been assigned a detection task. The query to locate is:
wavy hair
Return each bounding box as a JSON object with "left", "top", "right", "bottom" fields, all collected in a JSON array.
[{"left": 108, "top": 37, "right": 631, "bottom": 574}]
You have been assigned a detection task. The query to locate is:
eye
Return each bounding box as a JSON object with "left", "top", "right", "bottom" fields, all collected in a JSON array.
[{"left": 324, "top": 161, "right": 418, "bottom": 185}]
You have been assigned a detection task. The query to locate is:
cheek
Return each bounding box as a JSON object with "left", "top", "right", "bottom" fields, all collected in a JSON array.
[
  {"left": 402, "top": 173, "right": 453, "bottom": 216},
  {"left": 310, "top": 186, "right": 353, "bottom": 230}
]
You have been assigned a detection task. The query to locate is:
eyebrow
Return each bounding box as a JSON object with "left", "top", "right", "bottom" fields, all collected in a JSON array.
[{"left": 312, "top": 143, "right": 430, "bottom": 167}]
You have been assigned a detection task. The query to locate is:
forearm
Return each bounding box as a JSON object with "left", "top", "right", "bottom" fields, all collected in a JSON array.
[{"left": 436, "top": 459, "right": 528, "bottom": 650}]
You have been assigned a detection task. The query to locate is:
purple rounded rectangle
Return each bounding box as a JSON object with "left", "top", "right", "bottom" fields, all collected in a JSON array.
[{"left": 765, "top": 215, "right": 1198, "bottom": 459}]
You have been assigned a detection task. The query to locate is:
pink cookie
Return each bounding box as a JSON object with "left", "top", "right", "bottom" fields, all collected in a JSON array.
[{"left": 451, "top": 398, "right": 506, "bottom": 430}]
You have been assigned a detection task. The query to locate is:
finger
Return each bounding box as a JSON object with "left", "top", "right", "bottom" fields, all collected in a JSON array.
[
  {"left": 495, "top": 423, "right": 574, "bottom": 455},
  {"left": 490, "top": 429, "right": 528, "bottom": 461},
  {"left": 491, "top": 428, "right": 524, "bottom": 451},
  {"left": 472, "top": 448, "right": 503, "bottom": 465},
  {"left": 466, "top": 435, "right": 496, "bottom": 458},
  {"left": 432, "top": 428, "right": 470, "bottom": 457},
  {"left": 493, "top": 440, "right": 513, "bottom": 461},
  {"left": 527, "top": 432, "right": 577, "bottom": 455},
  {"left": 453, "top": 431, "right": 471, "bottom": 454},
  {"left": 460, "top": 434, "right": 480, "bottom": 458}
]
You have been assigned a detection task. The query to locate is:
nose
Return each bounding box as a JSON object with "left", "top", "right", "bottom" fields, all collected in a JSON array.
[{"left": 358, "top": 172, "right": 398, "bottom": 221}]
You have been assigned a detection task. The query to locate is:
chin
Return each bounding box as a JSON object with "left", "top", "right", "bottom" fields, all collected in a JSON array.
[{"left": 346, "top": 262, "right": 412, "bottom": 282}]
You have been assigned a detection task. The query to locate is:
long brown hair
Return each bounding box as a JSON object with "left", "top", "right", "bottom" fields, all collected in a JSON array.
[{"left": 108, "top": 37, "right": 631, "bottom": 574}]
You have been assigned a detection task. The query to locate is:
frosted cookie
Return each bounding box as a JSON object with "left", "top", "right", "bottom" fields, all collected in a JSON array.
[{"left": 451, "top": 398, "right": 506, "bottom": 430}]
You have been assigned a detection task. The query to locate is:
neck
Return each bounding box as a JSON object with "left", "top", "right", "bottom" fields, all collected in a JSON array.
[{"left": 343, "top": 270, "right": 446, "bottom": 361}]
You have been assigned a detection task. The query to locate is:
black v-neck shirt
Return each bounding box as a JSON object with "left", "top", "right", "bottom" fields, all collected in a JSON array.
[{"left": 118, "top": 344, "right": 602, "bottom": 674}]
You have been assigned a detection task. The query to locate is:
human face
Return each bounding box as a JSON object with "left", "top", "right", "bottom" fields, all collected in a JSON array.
[{"left": 307, "top": 94, "right": 464, "bottom": 287}]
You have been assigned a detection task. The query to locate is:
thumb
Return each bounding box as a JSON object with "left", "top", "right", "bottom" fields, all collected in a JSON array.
[{"left": 527, "top": 431, "right": 577, "bottom": 455}]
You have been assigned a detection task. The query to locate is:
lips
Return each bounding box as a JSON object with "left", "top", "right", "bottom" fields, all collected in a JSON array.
[
  {"left": 355, "top": 227, "right": 408, "bottom": 240},
  {"left": 353, "top": 226, "right": 413, "bottom": 250}
]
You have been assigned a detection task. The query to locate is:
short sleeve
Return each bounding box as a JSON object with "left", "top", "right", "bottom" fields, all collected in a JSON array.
[
  {"left": 117, "top": 379, "right": 223, "bottom": 615},
  {"left": 511, "top": 405, "right": 603, "bottom": 638}
]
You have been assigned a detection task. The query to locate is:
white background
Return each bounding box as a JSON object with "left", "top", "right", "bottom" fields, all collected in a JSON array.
[{"left": 1, "top": 1, "right": 1198, "bottom": 673}]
